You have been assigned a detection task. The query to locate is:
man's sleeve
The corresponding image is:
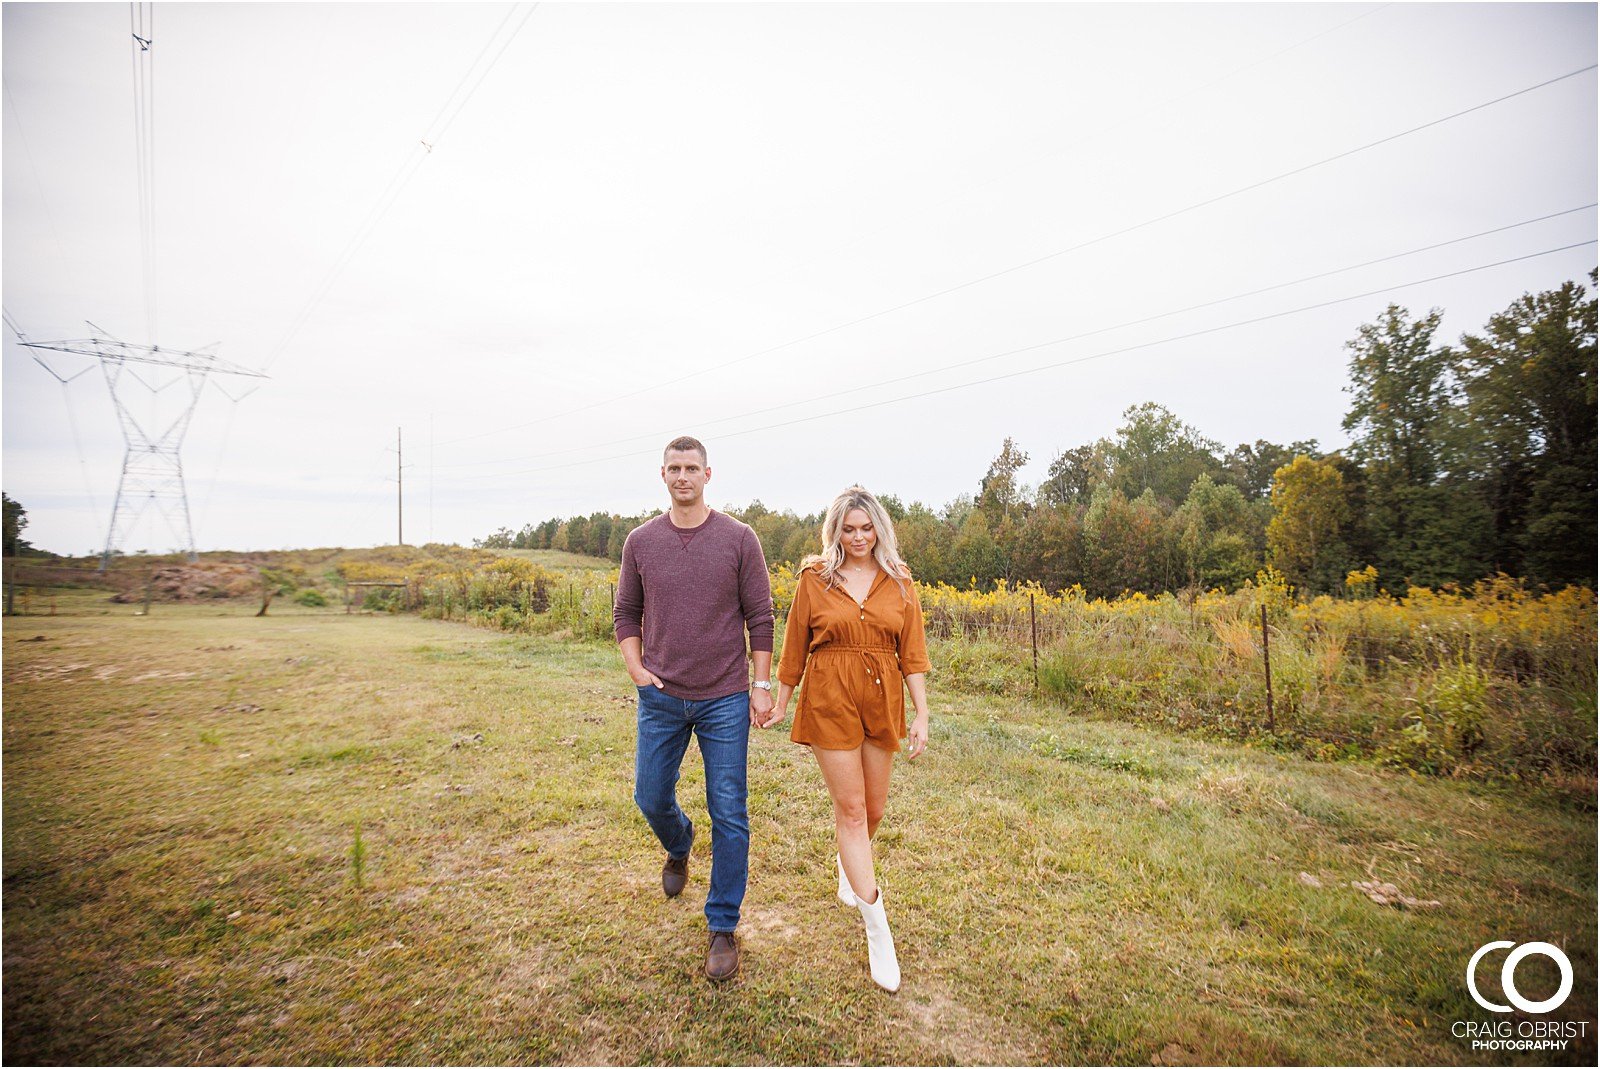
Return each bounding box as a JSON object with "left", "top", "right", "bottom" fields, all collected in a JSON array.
[
  {"left": 613, "top": 531, "right": 644, "bottom": 643},
  {"left": 739, "top": 527, "right": 775, "bottom": 653}
]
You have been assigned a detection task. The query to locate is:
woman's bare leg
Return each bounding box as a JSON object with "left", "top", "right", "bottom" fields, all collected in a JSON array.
[
  {"left": 812, "top": 745, "right": 878, "bottom": 903},
  {"left": 862, "top": 741, "right": 894, "bottom": 839}
]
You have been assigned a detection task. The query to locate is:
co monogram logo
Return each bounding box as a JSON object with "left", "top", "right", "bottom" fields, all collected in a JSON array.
[{"left": 1467, "top": 941, "right": 1574, "bottom": 1014}]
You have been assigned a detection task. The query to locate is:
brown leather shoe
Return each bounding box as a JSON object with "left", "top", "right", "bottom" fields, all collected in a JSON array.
[
  {"left": 662, "top": 854, "right": 688, "bottom": 898},
  {"left": 705, "top": 931, "right": 739, "bottom": 982}
]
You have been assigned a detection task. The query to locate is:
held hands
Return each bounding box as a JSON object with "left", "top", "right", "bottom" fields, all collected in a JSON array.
[
  {"left": 906, "top": 712, "right": 930, "bottom": 760},
  {"left": 749, "top": 685, "right": 775, "bottom": 726},
  {"left": 755, "top": 697, "right": 787, "bottom": 729}
]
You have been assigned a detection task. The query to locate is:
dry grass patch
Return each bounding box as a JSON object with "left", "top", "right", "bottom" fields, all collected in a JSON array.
[{"left": 3, "top": 607, "right": 1595, "bottom": 1065}]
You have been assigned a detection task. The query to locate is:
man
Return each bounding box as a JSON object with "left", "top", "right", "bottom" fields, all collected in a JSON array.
[{"left": 613, "top": 435, "right": 774, "bottom": 981}]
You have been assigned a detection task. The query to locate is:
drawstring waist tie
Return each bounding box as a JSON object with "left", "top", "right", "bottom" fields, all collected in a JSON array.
[{"left": 813, "top": 643, "right": 897, "bottom": 686}]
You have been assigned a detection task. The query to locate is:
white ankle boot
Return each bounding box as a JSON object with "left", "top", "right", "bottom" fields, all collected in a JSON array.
[
  {"left": 855, "top": 887, "right": 901, "bottom": 992},
  {"left": 836, "top": 854, "right": 856, "bottom": 906}
]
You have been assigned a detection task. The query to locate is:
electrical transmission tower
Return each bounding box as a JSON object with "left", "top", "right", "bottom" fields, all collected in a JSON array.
[{"left": 20, "top": 323, "right": 267, "bottom": 570}]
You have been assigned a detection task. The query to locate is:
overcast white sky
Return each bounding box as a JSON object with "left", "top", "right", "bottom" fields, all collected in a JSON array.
[{"left": 2, "top": 1, "right": 1595, "bottom": 555}]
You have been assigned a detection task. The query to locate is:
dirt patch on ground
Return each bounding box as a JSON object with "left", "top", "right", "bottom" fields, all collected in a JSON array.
[
  {"left": 735, "top": 907, "right": 801, "bottom": 948},
  {"left": 898, "top": 984, "right": 1043, "bottom": 1064},
  {"left": 110, "top": 563, "right": 259, "bottom": 603}
]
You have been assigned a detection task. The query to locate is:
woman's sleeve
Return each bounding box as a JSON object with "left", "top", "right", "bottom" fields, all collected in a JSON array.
[
  {"left": 777, "top": 571, "right": 814, "bottom": 687},
  {"left": 898, "top": 577, "right": 932, "bottom": 675}
]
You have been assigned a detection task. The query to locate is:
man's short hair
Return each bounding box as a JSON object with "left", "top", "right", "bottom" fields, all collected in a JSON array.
[{"left": 663, "top": 436, "right": 707, "bottom": 466}]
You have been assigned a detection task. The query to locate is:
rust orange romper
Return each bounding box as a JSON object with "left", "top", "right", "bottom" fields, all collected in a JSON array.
[{"left": 778, "top": 564, "right": 932, "bottom": 752}]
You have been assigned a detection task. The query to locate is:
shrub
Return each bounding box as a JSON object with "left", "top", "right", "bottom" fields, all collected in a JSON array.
[
  {"left": 1430, "top": 653, "right": 1489, "bottom": 760},
  {"left": 363, "top": 588, "right": 401, "bottom": 612},
  {"left": 371, "top": 548, "right": 1594, "bottom": 780},
  {"left": 259, "top": 568, "right": 297, "bottom": 596}
]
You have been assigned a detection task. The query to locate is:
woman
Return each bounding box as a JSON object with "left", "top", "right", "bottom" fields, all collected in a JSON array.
[{"left": 758, "top": 485, "right": 931, "bottom": 992}]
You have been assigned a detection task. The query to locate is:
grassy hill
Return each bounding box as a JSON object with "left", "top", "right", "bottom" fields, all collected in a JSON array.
[
  {"left": 486, "top": 547, "right": 616, "bottom": 574},
  {"left": 2, "top": 544, "right": 615, "bottom": 611},
  {"left": 2, "top": 598, "right": 1593, "bottom": 1064}
]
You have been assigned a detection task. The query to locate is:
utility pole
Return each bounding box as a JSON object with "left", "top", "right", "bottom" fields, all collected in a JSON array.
[
  {"left": 397, "top": 426, "right": 404, "bottom": 547},
  {"left": 429, "top": 413, "right": 434, "bottom": 545}
]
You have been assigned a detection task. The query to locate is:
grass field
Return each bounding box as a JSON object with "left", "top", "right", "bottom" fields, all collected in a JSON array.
[
  {"left": 3, "top": 594, "right": 1595, "bottom": 1065},
  {"left": 487, "top": 547, "right": 616, "bottom": 575}
]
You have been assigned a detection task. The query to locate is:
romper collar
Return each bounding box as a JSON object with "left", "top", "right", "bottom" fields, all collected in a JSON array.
[{"left": 830, "top": 566, "right": 886, "bottom": 608}]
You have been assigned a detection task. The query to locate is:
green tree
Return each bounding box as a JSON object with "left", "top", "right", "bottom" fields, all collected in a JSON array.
[
  {"left": 977, "top": 437, "right": 1031, "bottom": 518},
  {"left": 952, "top": 510, "right": 1000, "bottom": 588},
  {"left": 1266, "top": 456, "right": 1349, "bottom": 593},
  {"left": 1173, "top": 473, "right": 1259, "bottom": 590},
  {"left": 474, "top": 526, "right": 515, "bottom": 549},
  {"left": 564, "top": 516, "right": 591, "bottom": 557},
  {"left": 1324, "top": 453, "right": 1377, "bottom": 575},
  {"left": 1456, "top": 275, "right": 1597, "bottom": 585},
  {"left": 894, "top": 503, "right": 949, "bottom": 582},
  {"left": 1081, "top": 485, "right": 1166, "bottom": 597},
  {"left": 1343, "top": 305, "right": 1451, "bottom": 485},
  {"left": 607, "top": 521, "right": 630, "bottom": 561},
  {"left": 587, "top": 513, "right": 613, "bottom": 558},
  {"left": 2, "top": 493, "right": 32, "bottom": 556},
  {"left": 1341, "top": 305, "right": 1486, "bottom": 586},
  {"left": 1109, "top": 403, "right": 1223, "bottom": 504},
  {"left": 781, "top": 526, "right": 815, "bottom": 567},
  {"left": 1011, "top": 506, "right": 1084, "bottom": 593},
  {"left": 1038, "top": 441, "right": 1110, "bottom": 507},
  {"left": 741, "top": 503, "right": 785, "bottom": 566},
  {"left": 1221, "top": 439, "right": 1321, "bottom": 500}
]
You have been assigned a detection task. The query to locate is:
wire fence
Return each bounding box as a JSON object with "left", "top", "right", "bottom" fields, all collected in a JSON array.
[
  {"left": 6, "top": 556, "right": 1592, "bottom": 779},
  {"left": 386, "top": 569, "right": 1594, "bottom": 777}
]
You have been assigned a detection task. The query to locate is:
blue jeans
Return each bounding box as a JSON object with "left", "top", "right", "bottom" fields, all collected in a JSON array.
[{"left": 633, "top": 686, "right": 750, "bottom": 933}]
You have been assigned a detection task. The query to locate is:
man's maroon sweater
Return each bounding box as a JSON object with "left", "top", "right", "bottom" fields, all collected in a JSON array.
[{"left": 613, "top": 510, "right": 774, "bottom": 701}]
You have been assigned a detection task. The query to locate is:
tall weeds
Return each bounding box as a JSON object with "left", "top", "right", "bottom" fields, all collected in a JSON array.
[{"left": 396, "top": 557, "right": 1594, "bottom": 779}]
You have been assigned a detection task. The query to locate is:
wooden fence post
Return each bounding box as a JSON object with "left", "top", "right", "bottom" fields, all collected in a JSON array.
[
  {"left": 1261, "top": 603, "right": 1274, "bottom": 733},
  {"left": 1030, "top": 592, "right": 1039, "bottom": 691}
]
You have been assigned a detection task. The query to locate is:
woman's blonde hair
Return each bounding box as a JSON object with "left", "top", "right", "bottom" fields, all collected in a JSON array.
[{"left": 802, "top": 485, "right": 913, "bottom": 598}]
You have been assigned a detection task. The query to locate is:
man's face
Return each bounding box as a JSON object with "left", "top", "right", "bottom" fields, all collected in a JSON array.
[{"left": 661, "top": 449, "right": 710, "bottom": 506}]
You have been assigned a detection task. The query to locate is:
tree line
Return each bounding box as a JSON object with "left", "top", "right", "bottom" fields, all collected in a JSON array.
[
  {"left": 480, "top": 275, "right": 1596, "bottom": 596},
  {"left": 3, "top": 493, "right": 44, "bottom": 557}
]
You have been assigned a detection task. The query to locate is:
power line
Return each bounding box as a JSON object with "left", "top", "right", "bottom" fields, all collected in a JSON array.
[
  {"left": 344, "top": 445, "right": 408, "bottom": 541},
  {"left": 455, "top": 240, "right": 1596, "bottom": 482},
  {"left": 822, "top": 4, "right": 1394, "bottom": 269},
  {"left": 419, "top": 4, "right": 521, "bottom": 138},
  {"left": 59, "top": 379, "right": 102, "bottom": 521},
  {"left": 440, "top": 205, "right": 1597, "bottom": 472},
  {"left": 3, "top": 76, "right": 76, "bottom": 281},
  {"left": 194, "top": 396, "right": 243, "bottom": 543},
  {"left": 261, "top": 2, "right": 541, "bottom": 373},
  {"left": 439, "top": 59, "right": 1598, "bottom": 449},
  {"left": 4, "top": 307, "right": 104, "bottom": 523},
  {"left": 128, "top": 2, "right": 157, "bottom": 342},
  {"left": 435, "top": 4, "right": 1392, "bottom": 444},
  {"left": 426, "top": 3, "right": 539, "bottom": 146}
]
